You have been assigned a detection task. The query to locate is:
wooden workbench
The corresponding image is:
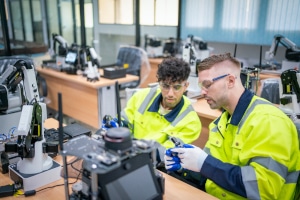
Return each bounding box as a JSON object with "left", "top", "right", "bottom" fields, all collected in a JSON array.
[{"left": 36, "top": 67, "right": 139, "bottom": 129}]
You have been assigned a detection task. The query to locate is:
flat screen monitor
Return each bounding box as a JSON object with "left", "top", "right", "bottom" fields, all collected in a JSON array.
[
  {"left": 65, "top": 51, "right": 77, "bottom": 64},
  {"left": 105, "top": 165, "right": 158, "bottom": 200},
  {"left": 97, "top": 153, "right": 163, "bottom": 200}
]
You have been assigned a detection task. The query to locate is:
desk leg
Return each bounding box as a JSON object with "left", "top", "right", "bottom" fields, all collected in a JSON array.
[{"left": 98, "top": 85, "right": 117, "bottom": 127}]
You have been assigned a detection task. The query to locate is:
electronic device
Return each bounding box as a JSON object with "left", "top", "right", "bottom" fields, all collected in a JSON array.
[
  {"left": 61, "top": 81, "right": 165, "bottom": 199},
  {"left": 65, "top": 129, "right": 165, "bottom": 200},
  {"left": 65, "top": 51, "right": 77, "bottom": 65},
  {"left": 1, "top": 59, "right": 61, "bottom": 192},
  {"left": 278, "top": 69, "right": 300, "bottom": 114}
]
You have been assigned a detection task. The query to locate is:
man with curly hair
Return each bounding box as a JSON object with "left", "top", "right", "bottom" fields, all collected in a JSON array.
[{"left": 120, "top": 57, "right": 202, "bottom": 161}]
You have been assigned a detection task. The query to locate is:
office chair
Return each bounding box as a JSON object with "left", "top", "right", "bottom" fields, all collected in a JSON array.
[
  {"left": 111, "top": 45, "right": 151, "bottom": 89},
  {"left": 259, "top": 78, "right": 280, "bottom": 104}
]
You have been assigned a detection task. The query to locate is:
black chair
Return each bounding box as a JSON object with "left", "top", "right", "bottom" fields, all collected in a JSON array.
[
  {"left": 105, "top": 45, "right": 151, "bottom": 89},
  {"left": 259, "top": 78, "right": 280, "bottom": 104}
]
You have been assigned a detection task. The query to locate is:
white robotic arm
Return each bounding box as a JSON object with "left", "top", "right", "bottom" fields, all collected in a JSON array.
[
  {"left": 2, "top": 60, "right": 56, "bottom": 174},
  {"left": 49, "top": 33, "right": 68, "bottom": 58},
  {"left": 83, "top": 46, "right": 101, "bottom": 82},
  {"left": 265, "top": 34, "right": 300, "bottom": 62},
  {"left": 182, "top": 35, "right": 198, "bottom": 67},
  {"left": 0, "top": 60, "right": 39, "bottom": 114}
]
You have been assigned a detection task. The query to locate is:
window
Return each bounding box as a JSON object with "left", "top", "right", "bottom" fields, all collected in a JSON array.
[
  {"left": 76, "top": 2, "right": 94, "bottom": 28},
  {"left": 222, "top": 0, "right": 259, "bottom": 30},
  {"left": 98, "top": 0, "right": 178, "bottom": 26},
  {"left": 185, "top": 0, "right": 214, "bottom": 28},
  {"left": 181, "top": 0, "right": 300, "bottom": 45},
  {"left": 266, "top": 0, "right": 300, "bottom": 31},
  {"left": 140, "top": 0, "right": 178, "bottom": 26},
  {"left": 99, "top": 0, "right": 133, "bottom": 24}
]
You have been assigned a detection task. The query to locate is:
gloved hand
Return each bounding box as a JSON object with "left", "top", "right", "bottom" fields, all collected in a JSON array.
[
  {"left": 164, "top": 144, "right": 193, "bottom": 171},
  {"left": 170, "top": 145, "right": 208, "bottom": 172},
  {"left": 164, "top": 150, "right": 181, "bottom": 171},
  {"left": 101, "top": 115, "right": 119, "bottom": 130}
]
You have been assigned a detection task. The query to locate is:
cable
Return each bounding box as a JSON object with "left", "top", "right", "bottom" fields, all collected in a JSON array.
[{"left": 16, "top": 162, "right": 83, "bottom": 197}]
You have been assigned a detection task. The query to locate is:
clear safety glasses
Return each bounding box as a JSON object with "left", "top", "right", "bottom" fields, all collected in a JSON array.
[
  {"left": 198, "top": 74, "right": 230, "bottom": 90},
  {"left": 159, "top": 82, "right": 187, "bottom": 92}
]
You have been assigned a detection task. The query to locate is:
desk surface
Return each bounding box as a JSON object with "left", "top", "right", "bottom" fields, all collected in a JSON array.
[
  {"left": 36, "top": 67, "right": 139, "bottom": 89},
  {"left": 0, "top": 118, "right": 218, "bottom": 200},
  {"left": 192, "top": 98, "right": 222, "bottom": 120}
]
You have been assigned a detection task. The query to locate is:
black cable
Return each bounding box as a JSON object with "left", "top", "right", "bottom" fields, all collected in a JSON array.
[{"left": 16, "top": 159, "right": 83, "bottom": 197}]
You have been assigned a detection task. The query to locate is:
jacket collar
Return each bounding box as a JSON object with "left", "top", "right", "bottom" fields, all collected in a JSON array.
[
  {"left": 214, "top": 89, "right": 254, "bottom": 125},
  {"left": 148, "top": 93, "right": 184, "bottom": 122}
]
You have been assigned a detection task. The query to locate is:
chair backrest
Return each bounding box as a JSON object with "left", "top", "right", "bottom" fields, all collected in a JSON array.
[
  {"left": 259, "top": 78, "right": 280, "bottom": 104},
  {"left": 116, "top": 45, "right": 150, "bottom": 89}
]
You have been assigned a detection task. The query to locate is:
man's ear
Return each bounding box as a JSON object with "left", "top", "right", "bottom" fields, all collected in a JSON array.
[
  {"left": 228, "top": 74, "right": 236, "bottom": 88},
  {"left": 184, "top": 82, "right": 190, "bottom": 91},
  {"left": 185, "top": 82, "right": 190, "bottom": 87}
]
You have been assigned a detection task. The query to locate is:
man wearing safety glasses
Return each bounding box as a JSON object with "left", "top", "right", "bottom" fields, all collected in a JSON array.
[
  {"left": 121, "top": 57, "right": 201, "bottom": 163},
  {"left": 165, "top": 53, "right": 300, "bottom": 199}
]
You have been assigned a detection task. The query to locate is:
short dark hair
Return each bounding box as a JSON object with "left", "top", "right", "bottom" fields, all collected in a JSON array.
[
  {"left": 157, "top": 57, "right": 190, "bottom": 83},
  {"left": 197, "top": 52, "right": 241, "bottom": 72}
]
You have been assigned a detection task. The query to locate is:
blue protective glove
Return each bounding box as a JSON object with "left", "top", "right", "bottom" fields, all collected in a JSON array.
[
  {"left": 164, "top": 144, "right": 193, "bottom": 171},
  {"left": 101, "top": 115, "right": 119, "bottom": 130},
  {"left": 171, "top": 145, "right": 208, "bottom": 172}
]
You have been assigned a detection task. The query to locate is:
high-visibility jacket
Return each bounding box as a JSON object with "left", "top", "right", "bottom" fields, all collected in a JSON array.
[
  {"left": 121, "top": 87, "right": 201, "bottom": 149},
  {"left": 201, "top": 89, "right": 300, "bottom": 199}
]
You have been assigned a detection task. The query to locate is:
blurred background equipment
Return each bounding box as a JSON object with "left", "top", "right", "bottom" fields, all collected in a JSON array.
[
  {"left": 182, "top": 35, "right": 207, "bottom": 98},
  {"left": 278, "top": 69, "right": 300, "bottom": 114},
  {"left": 263, "top": 34, "right": 300, "bottom": 73},
  {"left": 42, "top": 33, "right": 102, "bottom": 80},
  {"left": 144, "top": 34, "right": 163, "bottom": 58}
]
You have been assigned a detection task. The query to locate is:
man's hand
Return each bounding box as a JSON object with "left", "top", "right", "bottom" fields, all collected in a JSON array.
[
  {"left": 101, "top": 115, "right": 119, "bottom": 130},
  {"left": 164, "top": 144, "right": 194, "bottom": 171},
  {"left": 164, "top": 149, "right": 182, "bottom": 171},
  {"left": 171, "top": 145, "right": 208, "bottom": 172}
]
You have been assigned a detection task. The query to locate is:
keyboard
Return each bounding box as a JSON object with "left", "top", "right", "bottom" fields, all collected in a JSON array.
[{"left": 44, "top": 128, "right": 71, "bottom": 143}]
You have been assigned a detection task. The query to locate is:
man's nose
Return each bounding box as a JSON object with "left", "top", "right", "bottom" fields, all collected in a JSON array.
[
  {"left": 200, "top": 88, "right": 207, "bottom": 95},
  {"left": 167, "top": 87, "right": 175, "bottom": 95}
]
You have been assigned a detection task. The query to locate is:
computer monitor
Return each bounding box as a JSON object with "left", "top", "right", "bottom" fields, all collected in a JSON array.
[
  {"left": 65, "top": 51, "right": 77, "bottom": 65},
  {"left": 95, "top": 153, "right": 163, "bottom": 200}
]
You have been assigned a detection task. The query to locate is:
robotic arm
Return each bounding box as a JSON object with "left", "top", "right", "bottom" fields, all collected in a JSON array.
[
  {"left": 86, "top": 46, "right": 101, "bottom": 68},
  {"left": 49, "top": 33, "right": 68, "bottom": 58},
  {"left": 0, "top": 60, "right": 39, "bottom": 114},
  {"left": 279, "top": 69, "right": 300, "bottom": 114},
  {"left": 83, "top": 46, "right": 101, "bottom": 82},
  {"left": 2, "top": 60, "right": 58, "bottom": 175},
  {"left": 265, "top": 34, "right": 300, "bottom": 62},
  {"left": 182, "top": 35, "right": 198, "bottom": 67}
]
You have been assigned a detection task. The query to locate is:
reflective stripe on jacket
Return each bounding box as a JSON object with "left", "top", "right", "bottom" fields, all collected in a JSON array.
[
  {"left": 121, "top": 87, "right": 201, "bottom": 149},
  {"left": 203, "top": 89, "right": 300, "bottom": 199}
]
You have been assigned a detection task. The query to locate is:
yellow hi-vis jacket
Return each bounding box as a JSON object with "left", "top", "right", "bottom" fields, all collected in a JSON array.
[
  {"left": 202, "top": 89, "right": 300, "bottom": 200},
  {"left": 121, "top": 87, "right": 201, "bottom": 149}
]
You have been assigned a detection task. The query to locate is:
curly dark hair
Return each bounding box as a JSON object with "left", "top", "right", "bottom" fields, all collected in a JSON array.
[{"left": 157, "top": 57, "right": 190, "bottom": 83}]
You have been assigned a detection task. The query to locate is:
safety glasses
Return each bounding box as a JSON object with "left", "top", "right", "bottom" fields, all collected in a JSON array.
[
  {"left": 159, "top": 82, "right": 187, "bottom": 92},
  {"left": 198, "top": 74, "right": 230, "bottom": 90}
]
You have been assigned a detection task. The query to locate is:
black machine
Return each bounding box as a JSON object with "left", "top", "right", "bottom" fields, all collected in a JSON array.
[
  {"left": 64, "top": 128, "right": 165, "bottom": 200},
  {"left": 63, "top": 81, "right": 164, "bottom": 200}
]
